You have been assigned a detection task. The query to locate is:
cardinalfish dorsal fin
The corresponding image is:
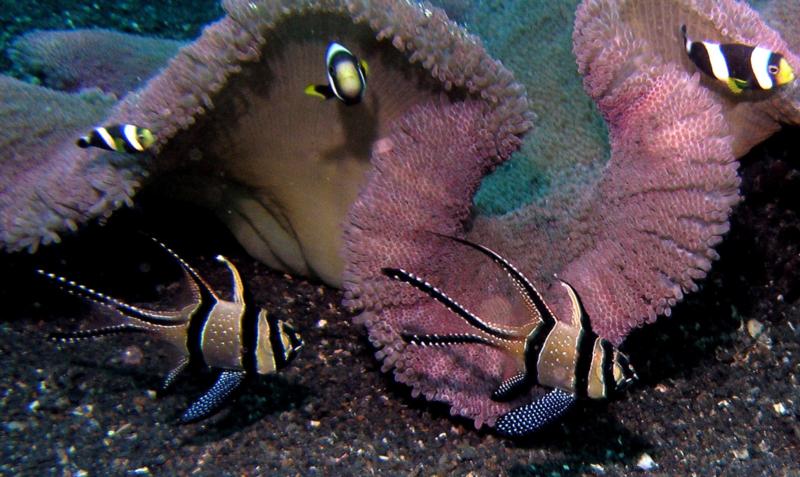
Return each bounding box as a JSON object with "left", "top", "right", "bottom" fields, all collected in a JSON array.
[
  {"left": 382, "top": 267, "right": 527, "bottom": 341},
  {"left": 148, "top": 237, "right": 221, "bottom": 303},
  {"left": 432, "top": 233, "right": 558, "bottom": 329},
  {"left": 557, "top": 279, "right": 594, "bottom": 333},
  {"left": 36, "top": 269, "right": 189, "bottom": 326},
  {"left": 215, "top": 255, "right": 245, "bottom": 304},
  {"left": 49, "top": 324, "right": 151, "bottom": 343}
]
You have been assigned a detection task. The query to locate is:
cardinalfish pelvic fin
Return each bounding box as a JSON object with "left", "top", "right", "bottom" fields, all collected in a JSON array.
[
  {"left": 305, "top": 41, "right": 368, "bottom": 105},
  {"left": 681, "top": 25, "right": 795, "bottom": 94},
  {"left": 382, "top": 234, "right": 636, "bottom": 437},
  {"left": 39, "top": 238, "right": 303, "bottom": 423},
  {"left": 77, "top": 124, "right": 155, "bottom": 153}
]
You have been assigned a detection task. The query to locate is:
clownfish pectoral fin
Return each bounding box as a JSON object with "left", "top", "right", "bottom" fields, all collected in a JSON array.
[
  {"left": 304, "top": 84, "right": 335, "bottom": 100},
  {"left": 161, "top": 356, "right": 190, "bottom": 392},
  {"left": 491, "top": 373, "right": 530, "bottom": 402},
  {"left": 727, "top": 77, "right": 747, "bottom": 94},
  {"left": 179, "top": 370, "right": 246, "bottom": 423},
  {"left": 360, "top": 59, "right": 369, "bottom": 77},
  {"left": 494, "top": 389, "right": 576, "bottom": 437}
]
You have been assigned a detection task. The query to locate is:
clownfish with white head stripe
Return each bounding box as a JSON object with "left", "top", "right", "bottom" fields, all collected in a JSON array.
[
  {"left": 681, "top": 25, "right": 795, "bottom": 94},
  {"left": 305, "top": 42, "right": 368, "bottom": 105},
  {"left": 77, "top": 124, "right": 155, "bottom": 153}
]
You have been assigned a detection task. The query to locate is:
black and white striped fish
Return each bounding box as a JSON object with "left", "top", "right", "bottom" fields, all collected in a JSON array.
[
  {"left": 682, "top": 25, "right": 795, "bottom": 94},
  {"left": 305, "top": 42, "right": 368, "bottom": 105},
  {"left": 39, "top": 238, "right": 303, "bottom": 423},
  {"left": 77, "top": 124, "right": 155, "bottom": 153},
  {"left": 382, "top": 234, "right": 636, "bottom": 437}
]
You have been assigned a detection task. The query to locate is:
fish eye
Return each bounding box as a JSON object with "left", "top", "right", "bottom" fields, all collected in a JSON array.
[
  {"left": 612, "top": 350, "right": 637, "bottom": 390},
  {"left": 769, "top": 64, "right": 779, "bottom": 75},
  {"left": 329, "top": 66, "right": 336, "bottom": 75}
]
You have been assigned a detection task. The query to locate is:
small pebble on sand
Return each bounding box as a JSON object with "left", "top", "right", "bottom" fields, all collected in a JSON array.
[{"left": 636, "top": 453, "right": 657, "bottom": 471}]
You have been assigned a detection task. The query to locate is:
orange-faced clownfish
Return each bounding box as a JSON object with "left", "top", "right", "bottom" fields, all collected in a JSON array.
[
  {"left": 682, "top": 25, "right": 795, "bottom": 94},
  {"left": 305, "top": 42, "right": 368, "bottom": 105},
  {"left": 77, "top": 124, "right": 155, "bottom": 153}
]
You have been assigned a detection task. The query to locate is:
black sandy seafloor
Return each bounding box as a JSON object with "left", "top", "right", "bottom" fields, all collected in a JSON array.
[{"left": 1, "top": 3, "right": 799, "bottom": 476}]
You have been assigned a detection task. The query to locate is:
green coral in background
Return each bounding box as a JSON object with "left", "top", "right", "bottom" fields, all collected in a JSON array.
[{"left": 468, "top": 0, "right": 609, "bottom": 216}]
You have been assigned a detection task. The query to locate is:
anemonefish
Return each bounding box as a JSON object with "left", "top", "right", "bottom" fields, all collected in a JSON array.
[
  {"left": 382, "top": 233, "right": 637, "bottom": 437},
  {"left": 39, "top": 238, "right": 303, "bottom": 423},
  {"left": 305, "top": 42, "right": 369, "bottom": 105},
  {"left": 682, "top": 25, "right": 795, "bottom": 94},
  {"left": 77, "top": 124, "right": 155, "bottom": 153}
]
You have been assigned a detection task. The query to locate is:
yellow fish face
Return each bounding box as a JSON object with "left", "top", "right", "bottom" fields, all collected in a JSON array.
[
  {"left": 775, "top": 57, "right": 795, "bottom": 86},
  {"left": 138, "top": 128, "right": 156, "bottom": 149},
  {"left": 335, "top": 61, "right": 363, "bottom": 99}
]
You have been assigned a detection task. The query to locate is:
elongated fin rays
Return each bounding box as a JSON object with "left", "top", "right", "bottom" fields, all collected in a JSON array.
[
  {"left": 38, "top": 238, "right": 303, "bottom": 423},
  {"left": 382, "top": 233, "right": 637, "bottom": 437}
]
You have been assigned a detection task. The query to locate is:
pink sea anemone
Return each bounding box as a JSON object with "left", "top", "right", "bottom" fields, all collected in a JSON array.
[{"left": 342, "top": 0, "right": 800, "bottom": 429}]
